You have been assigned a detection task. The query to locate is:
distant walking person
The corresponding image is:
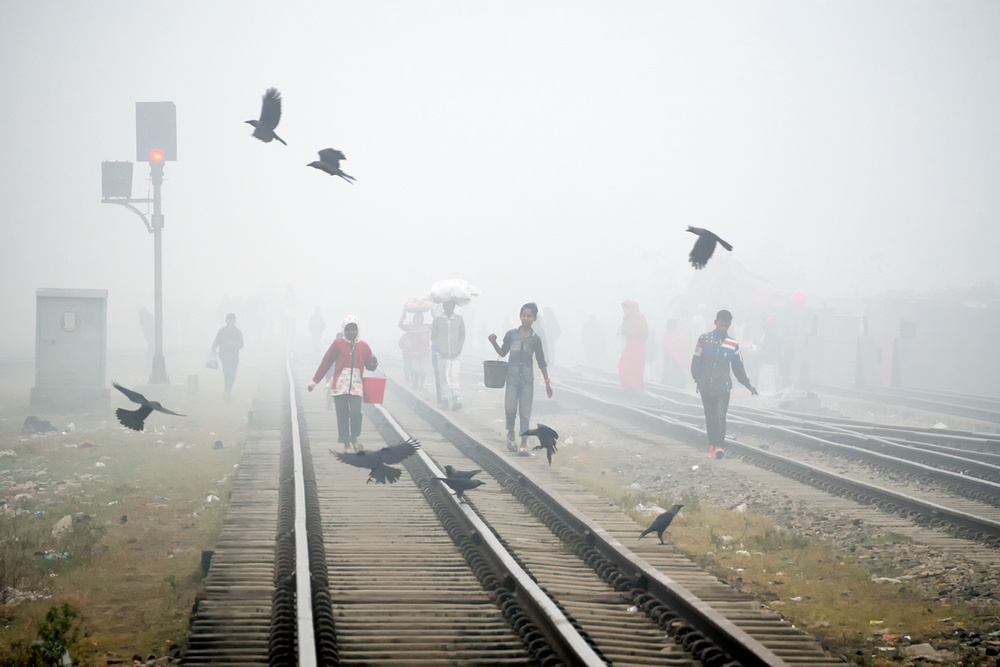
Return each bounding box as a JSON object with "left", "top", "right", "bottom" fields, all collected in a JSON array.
[
  {"left": 489, "top": 302, "right": 553, "bottom": 454},
  {"left": 618, "top": 300, "right": 648, "bottom": 391},
  {"left": 398, "top": 310, "right": 431, "bottom": 391},
  {"left": 308, "top": 307, "right": 326, "bottom": 352},
  {"left": 691, "top": 309, "right": 757, "bottom": 458},
  {"left": 308, "top": 316, "right": 378, "bottom": 452},
  {"left": 212, "top": 313, "right": 244, "bottom": 401},
  {"left": 431, "top": 301, "right": 465, "bottom": 410}
]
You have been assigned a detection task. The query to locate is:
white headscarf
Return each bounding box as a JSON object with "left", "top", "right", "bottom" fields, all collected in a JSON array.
[{"left": 341, "top": 314, "right": 359, "bottom": 332}]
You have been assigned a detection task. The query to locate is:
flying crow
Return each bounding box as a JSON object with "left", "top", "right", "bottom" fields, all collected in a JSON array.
[
  {"left": 437, "top": 476, "right": 485, "bottom": 500},
  {"left": 332, "top": 438, "right": 419, "bottom": 484},
  {"left": 112, "top": 382, "right": 185, "bottom": 431},
  {"left": 522, "top": 424, "right": 559, "bottom": 466},
  {"left": 307, "top": 148, "right": 356, "bottom": 183},
  {"left": 686, "top": 226, "right": 732, "bottom": 270},
  {"left": 444, "top": 465, "right": 481, "bottom": 479},
  {"left": 246, "top": 88, "right": 287, "bottom": 145},
  {"left": 638, "top": 504, "right": 683, "bottom": 545}
]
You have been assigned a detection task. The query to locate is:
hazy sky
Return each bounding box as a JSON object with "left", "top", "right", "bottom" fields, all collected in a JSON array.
[{"left": 2, "top": 2, "right": 998, "bottom": 358}]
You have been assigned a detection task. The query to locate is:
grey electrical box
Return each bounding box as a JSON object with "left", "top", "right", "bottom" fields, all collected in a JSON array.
[
  {"left": 136, "top": 101, "right": 177, "bottom": 162},
  {"left": 30, "top": 288, "right": 111, "bottom": 413},
  {"left": 102, "top": 161, "right": 133, "bottom": 198}
]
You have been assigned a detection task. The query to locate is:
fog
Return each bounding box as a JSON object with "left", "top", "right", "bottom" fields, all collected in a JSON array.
[{"left": 2, "top": 2, "right": 998, "bottom": 373}]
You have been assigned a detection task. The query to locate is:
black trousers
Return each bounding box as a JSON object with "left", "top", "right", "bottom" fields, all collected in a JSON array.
[
  {"left": 700, "top": 391, "right": 731, "bottom": 448},
  {"left": 333, "top": 394, "right": 363, "bottom": 444}
]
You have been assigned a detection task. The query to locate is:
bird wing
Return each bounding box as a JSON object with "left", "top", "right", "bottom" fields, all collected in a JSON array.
[
  {"left": 258, "top": 88, "right": 282, "bottom": 130},
  {"left": 113, "top": 382, "right": 148, "bottom": 406},
  {"left": 689, "top": 234, "right": 716, "bottom": 269},
  {"left": 438, "top": 477, "right": 483, "bottom": 493},
  {"left": 376, "top": 438, "right": 419, "bottom": 465},
  {"left": 537, "top": 424, "right": 559, "bottom": 442},
  {"left": 116, "top": 406, "right": 153, "bottom": 431},
  {"left": 334, "top": 450, "right": 380, "bottom": 469},
  {"left": 318, "top": 148, "right": 346, "bottom": 166},
  {"left": 153, "top": 405, "right": 186, "bottom": 417}
]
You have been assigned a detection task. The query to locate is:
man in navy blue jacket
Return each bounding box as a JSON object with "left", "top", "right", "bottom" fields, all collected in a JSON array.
[{"left": 691, "top": 310, "right": 757, "bottom": 458}]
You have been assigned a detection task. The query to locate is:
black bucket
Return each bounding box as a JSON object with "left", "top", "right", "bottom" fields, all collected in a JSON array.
[{"left": 483, "top": 360, "right": 508, "bottom": 388}]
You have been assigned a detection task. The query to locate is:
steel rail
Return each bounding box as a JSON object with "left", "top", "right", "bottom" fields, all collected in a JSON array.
[
  {"left": 388, "top": 379, "right": 791, "bottom": 667},
  {"left": 285, "top": 354, "right": 317, "bottom": 667},
  {"left": 811, "top": 383, "right": 1000, "bottom": 423},
  {"left": 368, "top": 404, "right": 608, "bottom": 667}
]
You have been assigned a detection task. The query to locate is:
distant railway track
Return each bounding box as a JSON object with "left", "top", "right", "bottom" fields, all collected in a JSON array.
[
  {"left": 182, "top": 355, "right": 851, "bottom": 666},
  {"left": 557, "top": 368, "right": 1000, "bottom": 549},
  {"left": 810, "top": 383, "right": 1000, "bottom": 424}
]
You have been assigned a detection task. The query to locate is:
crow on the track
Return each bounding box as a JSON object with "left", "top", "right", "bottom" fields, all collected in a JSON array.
[
  {"left": 444, "top": 465, "right": 481, "bottom": 479},
  {"left": 113, "top": 382, "right": 185, "bottom": 432},
  {"left": 332, "top": 438, "right": 419, "bottom": 484},
  {"left": 521, "top": 424, "right": 559, "bottom": 466},
  {"left": 307, "top": 148, "right": 356, "bottom": 183},
  {"left": 245, "top": 88, "right": 287, "bottom": 145},
  {"left": 638, "top": 504, "right": 683, "bottom": 545},
  {"left": 437, "top": 476, "right": 485, "bottom": 500},
  {"left": 686, "top": 226, "right": 732, "bottom": 270}
]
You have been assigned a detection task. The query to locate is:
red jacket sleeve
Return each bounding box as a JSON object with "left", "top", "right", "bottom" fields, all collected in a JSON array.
[
  {"left": 361, "top": 342, "right": 378, "bottom": 371},
  {"left": 312, "top": 341, "right": 340, "bottom": 383}
]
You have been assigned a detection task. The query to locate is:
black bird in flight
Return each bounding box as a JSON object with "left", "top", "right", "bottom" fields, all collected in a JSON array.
[
  {"left": 522, "top": 424, "right": 559, "bottom": 466},
  {"left": 437, "top": 476, "right": 485, "bottom": 500},
  {"left": 686, "top": 226, "right": 733, "bottom": 270},
  {"left": 638, "top": 504, "right": 684, "bottom": 545},
  {"left": 246, "top": 88, "right": 287, "bottom": 145},
  {"left": 444, "top": 465, "right": 481, "bottom": 479},
  {"left": 307, "top": 148, "right": 356, "bottom": 183},
  {"left": 332, "top": 438, "right": 419, "bottom": 484},
  {"left": 112, "top": 382, "right": 185, "bottom": 432}
]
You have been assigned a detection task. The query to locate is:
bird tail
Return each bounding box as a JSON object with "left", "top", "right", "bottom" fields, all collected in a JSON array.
[
  {"left": 638, "top": 526, "right": 652, "bottom": 541},
  {"left": 274, "top": 133, "right": 287, "bottom": 146},
  {"left": 339, "top": 172, "right": 356, "bottom": 183},
  {"left": 369, "top": 464, "right": 403, "bottom": 485},
  {"left": 116, "top": 407, "right": 145, "bottom": 432},
  {"left": 717, "top": 238, "right": 734, "bottom": 251}
]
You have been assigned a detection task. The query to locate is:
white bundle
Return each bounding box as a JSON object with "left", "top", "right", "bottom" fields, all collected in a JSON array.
[{"left": 428, "top": 279, "right": 481, "bottom": 306}]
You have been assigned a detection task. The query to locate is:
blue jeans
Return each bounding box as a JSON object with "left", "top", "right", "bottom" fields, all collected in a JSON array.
[{"left": 504, "top": 377, "right": 534, "bottom": 435}]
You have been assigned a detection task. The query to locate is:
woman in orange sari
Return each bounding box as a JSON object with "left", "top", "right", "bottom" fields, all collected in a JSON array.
[{"left": 618, "top": 300, "right": 648, "bottom": 390}]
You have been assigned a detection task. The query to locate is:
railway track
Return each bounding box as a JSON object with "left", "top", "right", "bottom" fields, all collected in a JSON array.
[
  {"left": 182, "top": 355, "right": 849, "bottom": 665},
  {"left": 810, "top": 383, "right": 1000, "bottom": 424},
  {"left": 555, "top": 368, "right": 1000, "bottom": 549}
]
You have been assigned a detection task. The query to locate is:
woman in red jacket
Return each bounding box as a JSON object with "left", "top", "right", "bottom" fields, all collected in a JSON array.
[{"left": 308, "top": 315, "right": 378, "bottom": 451}]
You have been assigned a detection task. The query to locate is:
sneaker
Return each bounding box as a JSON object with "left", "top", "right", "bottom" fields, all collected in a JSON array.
[
  {"left": 451, "top": 401, "right": 462, "bottom": 411},
  {"left": 352, "top": 440, "right": 363, "bottom": 452},
  {"left": 439, "top": 400, "right": 450, "bottom": 411}
]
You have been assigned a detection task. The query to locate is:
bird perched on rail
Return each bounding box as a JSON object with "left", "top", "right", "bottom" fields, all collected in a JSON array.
[
  {"left": 245, "top": 88, "right": 287, "bottom": 146},
  {"left": 638, "top": 504, "right": 683, "bottom": 545},
  {"left": 112, "top": 382, "right": 185, "bottom": 432},
  {"left": 437, "top": 476, "right": 485, "bottom": 501},
  {"left": 332, "top": 438, "right": 419, "bottom": 484},
  {"left": 522, "top": 424, "right": 559, "bottom": 466},
  {"left": 307, "top": 148, "right": 356, "bottom": 183},
  {"left": 686, "top": 226, "right": 732, "bottom": 269},
  {"left": 444, "top": 465, "right": 481, "bottom": 479}
]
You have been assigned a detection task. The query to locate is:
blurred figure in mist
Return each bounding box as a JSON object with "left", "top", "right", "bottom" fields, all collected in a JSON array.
[
  {"left": 618, "top": 300, "right": 648, "bottom": 391},
  {"left": 581, "top": 314, "right": 606, "bottom": 368},
  {"left": 212, "top": 313, "right": 244, "bottom": 401},
  {"left": 539, "top": 307, "right": 561, "bottom": 367},
  {"left": 779, "top": 326, "right": 795, "bottom": 389},
  {"left": 757, "top": 317, "right": 782, "bottom": 396},
  {"left": 399, "top": 310, "right": 431, "bottom": 391},
  {"left": 432, "top": 301, "right": 466, "bottom": 410},
  {"left": 691, "top": 303, "right": 707, "bottom": 338},
  {"left": 308, "top": 307, "right": 326, "bottom": 352},
  {"left": 661, "top": 319, "right": 689, "bottom": 389},
  {"left": 138, "top": 308, "right": 155, "bottom": 373}
]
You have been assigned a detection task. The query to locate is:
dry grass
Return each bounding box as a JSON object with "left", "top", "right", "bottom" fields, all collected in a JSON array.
[{"left": 0, "top": 350, "right": 252, "bottom": 665}]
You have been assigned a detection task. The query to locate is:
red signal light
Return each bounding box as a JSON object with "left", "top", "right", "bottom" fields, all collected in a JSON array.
[{"left": 150, "top": 149, "right": 164, "bottom": 162}]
